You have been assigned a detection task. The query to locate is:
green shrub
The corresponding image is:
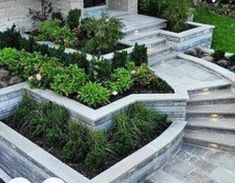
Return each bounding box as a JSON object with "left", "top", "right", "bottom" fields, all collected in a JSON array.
[
  {"left": 151, "top": 78, "right": 174, "bottom": 93},
  {"left": 90, "top": 58, "right": 112, "bottom": 82},
  {"left": 67, "top": 9, "right": 81, "bottom": 30},
  {"left": 162, "top": 0, "right": 189, "bottom": 32},
  {"left": 138, "top": 0, "right": 167, "bottom": 17},
  {"left": 130, "top": 43, "right": 148, "bottom": 66},
  {"left": 79, "top": 82, "right": 110, "bottom": 108},
  {"left": 230, "top": 55, "right": 235, "bottom": 66},
  {"left": 112, "top": 51, "right": 129, "bottom": 70},
  {"left": 63, "top": 140, "right": 87, "bottom": 161},
  {"left": 85, "top": 131, "right": 110, "bottom": 168},
  {"left": 213, "top": 50, "right": 225, "bottom": 62},
  {"left": 67, "top": 121, "right": 88, "bottom": 141},
  {"left": 45, "top": 128, "right": 63, "bottom": 147},
  {"left": 52, "top": 11, "right": 64, "bottom": 23},
  {"left": 81, "top": 16, "right": 124, "bottom": 56},
  {"left": 133, "top": 64, "right": 156, "bottom": 87},
  {"left": 51, "top": 65, "right": 87, "bottom": 96},
  {"left": 37, "top": 20, "right": 76, "bottom": 47},
  {"left": 66, "top": 52, "right": 90, "bottom": 73},
  {"left": 108, "top": 68, "right": 133, "bottom": 94}
]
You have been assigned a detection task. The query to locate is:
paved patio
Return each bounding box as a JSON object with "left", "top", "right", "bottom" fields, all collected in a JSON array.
[{"left": 146, "top": 144, "right": 235, "bottom": 183}]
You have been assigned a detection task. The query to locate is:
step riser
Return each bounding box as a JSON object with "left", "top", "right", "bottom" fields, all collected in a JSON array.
[
  {"left": 148, "top": 50, "right": 174, "bottom": 66},
  {"left": 187, "top": 98, "right": 235, "bottom": 106},
  {"left": 148, "top": 47, "right": 173, "bottom": 57},
  {"left": 125, "top": 22, "right": 167, "bottom": 36},
  {"left": 129, "top": 33, "right": 160, "bottom": 42},
  {"left": 146, "top": 40, "right": 166, "bottom": 48},
  {"left": 186, "top": 113, "right": 235, "bottom": 120},
  {"left": 186, "top": 125, "right": 235, "bottom": 134},
  {"left": 188, "top": 85, "right": 232, "bottom": 96},
  {"left": 183, "top": 136, "right": 235, "bottom": 152}
]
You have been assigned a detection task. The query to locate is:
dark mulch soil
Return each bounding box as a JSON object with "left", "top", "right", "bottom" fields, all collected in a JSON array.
[
  {"left": 0, "top": 68, "right": 23, "bottom": 88},
  {"left": 3, "top": 119, "right": 170, "bottom": 179}
]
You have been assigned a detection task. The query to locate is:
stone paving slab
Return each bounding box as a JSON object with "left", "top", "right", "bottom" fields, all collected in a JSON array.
[
  {"left": 152, "top": 58, "right": 228, "bottom": 90},
  {"left": 146, "top": 144, "right": 235, "bottom": 183}
]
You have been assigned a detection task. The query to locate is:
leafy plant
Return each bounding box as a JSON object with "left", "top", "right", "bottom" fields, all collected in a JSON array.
[
  {"left": 112, "top": 51, "right": 129, "bottom": 70},
  {"left": 45, "top": 128, "right": 63, "bottom": 147},
  {"left": 133, "top": 64, "right": 156, "bottom": 87},
  {"left": 162, "top": 0, "right": 189, "bottom": 32},
  {"left": 79, "top": 82, "right": 110, "bottom": 108},
  {"left": 90, "top": 57, "right": 112, "bottom": 82},
  {"left": 108, "top": 68, "right": 133, "bottom": 94},
  {"left": 213, "top": 50, "right": 225, "bottom": 61},
  {"left": 81, "top": 16, "right": 124, "bottom": 56},
  {"left": 36, "top": 20, "right": 76, "bottom": 47},
  {"left": 67, "top": 9, "right": 82, "bottom": 30},
  {"left": 52, "top": 11, "right": 64, "bottom": 23},
  {"left": 50, "top": 65, "right": 87, "bottom": 96},
  {"left": 130, "top": 43, "right": 148, "bottom": 66},
  {"left": 85, "top": 131, "right": 110, "bottom": 168}
]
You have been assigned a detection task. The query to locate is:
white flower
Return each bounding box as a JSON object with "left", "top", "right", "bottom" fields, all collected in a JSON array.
[
  {"left": 112, "top": 91, "right": 118, "bottom": 96},
  {"left": 36, "top": 73, "right": 42, "bottom": 81},
  {"left": 105, "top": 18, "right": 110, "bottom": 22},
  {"left": 212, "top": 0, "right": 216, "bottom": 2},
  {"left": 131, "top": 70, "right": 136, "bottom": 75},
  {"left": 28, "top": 76, "right": 33, "bottom": 81}
]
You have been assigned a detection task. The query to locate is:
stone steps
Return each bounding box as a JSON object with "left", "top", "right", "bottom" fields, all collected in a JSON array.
[
  {"left": 148, "top": 49, "right": 175, "bottom": 66},
  {"left": 123, "top": 30, "right": 160, "bottom": 43},
  {"left": 184, "top": 129, "right": 235, "bottom": 151},
  {"left": 186, "top": 117, "right": 235, "bottom": 132},
  {"left": 145, "top": 170, "right": 182, "bottom": 183},
  {"left": 124, "top": 21, "right": 167, "bottom": 37},
  {"left": 187, "top": 103, "right": 235, "bottom": 115}
]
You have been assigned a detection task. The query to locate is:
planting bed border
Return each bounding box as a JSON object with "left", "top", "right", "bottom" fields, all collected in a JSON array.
[
  {"left": 158, "top": 21, "right": 215, "bottom": 52},
  {"left": 0, "top": 82, "right": 188, "bottom": 129},
  {"left": 178, "top": 53, "right": 235, "bottom": 86},
  {"left": 0, "top": 120, "right": 186, "bottom": 183}
]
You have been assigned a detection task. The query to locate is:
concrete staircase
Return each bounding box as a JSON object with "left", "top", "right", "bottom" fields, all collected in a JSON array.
[{"left": 184, "top": 84, "right": 235, "bottom": 151}]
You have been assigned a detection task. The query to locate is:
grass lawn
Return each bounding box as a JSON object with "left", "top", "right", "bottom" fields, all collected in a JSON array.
[{"left": 194, "top": 6, "right": 235, "bottom": 53}]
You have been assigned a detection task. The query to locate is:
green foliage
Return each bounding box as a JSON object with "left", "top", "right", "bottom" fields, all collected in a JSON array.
[
  {"left": 85, "top": 131, "right": 110, "bottom": 168},
  {"left": 79, "top": 82, "right": 110, "bottom": 108},
  {"left": 133, "top": 64, "right": 156, "bottom": 87},
  {"left": 162, "top": 0, "right": 189, "bottom": 32},
  {"left": 66, "top": 52, "right": 90, "bottom": 73},
  {"left": 50, "top": 65, "right": 87, "bottom": 96},
  {"left": 213, "top": 50, "right": 225, "bottom": 61},
  {"left": 63, "top": 140, "right": 87, "bottom": 161},
  {"left": 112, "top": 51, "right": 129, "bottom": 70},
  {"left": 230, "top": 55, "right": 235, "bottom": 66},
  {"left": 194, "top": 6, "right": 235, "bottom": 53},
  {"left": 52, "top": 11, "right": 64, "bottom": 22},
  {"left": 12, "top": 95, "right": 69, "bottom": 138},
  {"left": 130, "top": 44, "right": 148, "bottom": 66},
  {"left": 81, "top": 16, "right": 124, "bottom": 56},
  {"left": 112, "top": 103, "right": 168, "bottom": 156},
  {"left": 67, "top": 9, "right": 81, "bottom": 30},
  {"left": 151, "top": 78, "right": 174, "bottom": 93},
  {"left": 108, "top": 68, "right": 133, "bottom": 94},
  {"left": 37, "top": 20, "right": 76, "bottom": 47},
  {"left": 90, "top": 57, "right": 112, "bottom": 82},
  {"left": 45, "top": 128, "right": 63, "bottom": 147},
  {"left": 138, "top": 0, "right": 167, "bottom": 17}
]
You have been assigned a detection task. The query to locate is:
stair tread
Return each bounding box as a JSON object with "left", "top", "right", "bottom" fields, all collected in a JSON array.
[
  {"left": 146, "top": 170, "right": 182, "bottom": 183},
  {"left": 148, "top": 45, "right": 172, "bottom": 55},
  {"left": 123, "top": 30, "right": 160, "bottom": 42},
  {"left": 189, "top": 88, "right": 235, "bottom": 101},
  {"left": 187, "top": 103, "right": 235, "bottom": 114},
  {"left": 149, "top": 52, "right": 177, "bottom": 66},
  {"left": 187, "top": 118, "right": 235, "bottom": 130},
  {"left": 184, "top": 129, "right": 235, "bottom": 147}
]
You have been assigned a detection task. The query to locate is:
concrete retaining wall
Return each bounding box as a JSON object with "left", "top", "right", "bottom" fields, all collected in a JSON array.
[
  {"left": 158, "top": 22, "right": 215, "bottom": 53},
  {"left": 0, "top": 83, "right": 188, "bottom": 130}
]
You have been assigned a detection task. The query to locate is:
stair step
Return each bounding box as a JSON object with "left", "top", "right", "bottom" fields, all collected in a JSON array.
[
  {"left": 148, "top": 45, "right": 172, "bottom": 56},
  {"left": 123, "top": 30, "right": 160, "bottom": 42},
  {"left": 124, "top": 21, "right": 167, "bottom": 36},
  {"left": 209, "top": 167, "right": 235, "bottom": 183},
  {"left": 145, "top": 170, "right": 182, "bottom": 183},
  {"left": 149, "top": 51, "right": 177, "bottom": 66},
  {"left": 184, "top": 129, "right": 235, "bottom": 151},
  {"left": 188, "top": 87, "right": 235, "bottom": 104},
  {"left": 187, "top": 118, "right": 235, "bottom": 132},
  {"left": 187, "top": 103, "right": 235, "bottom": 115}
]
